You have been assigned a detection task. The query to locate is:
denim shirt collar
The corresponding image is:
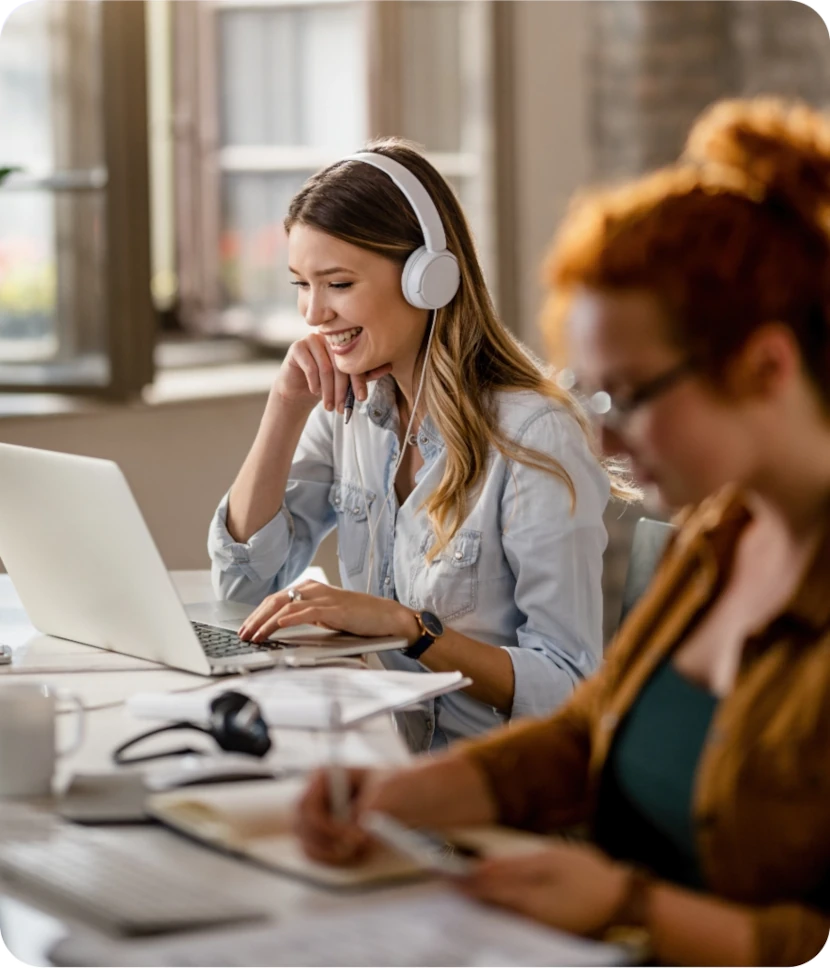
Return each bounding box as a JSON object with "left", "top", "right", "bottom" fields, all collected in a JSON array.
[{"left": 364, "top": 376, "right": 445, "bottom": 456}]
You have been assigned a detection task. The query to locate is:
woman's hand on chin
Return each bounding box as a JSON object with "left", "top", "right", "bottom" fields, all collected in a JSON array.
[{"left": 237, "top": 581, "right": 420, "bottom": 644}]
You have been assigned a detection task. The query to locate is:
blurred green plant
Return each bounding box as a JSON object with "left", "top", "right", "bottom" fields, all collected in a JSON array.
[{"left": 0, "top": 168, "right": 56, "bottom": 328}]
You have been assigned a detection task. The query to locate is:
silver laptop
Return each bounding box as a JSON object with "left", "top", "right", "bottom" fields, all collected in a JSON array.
[{"left": 0, "top": 444, "right": 405, "bottom": 676}]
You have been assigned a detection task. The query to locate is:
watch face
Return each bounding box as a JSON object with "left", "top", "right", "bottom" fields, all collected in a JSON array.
[{"left": 420, "top": 611, "right": 444, "bottom": 638}]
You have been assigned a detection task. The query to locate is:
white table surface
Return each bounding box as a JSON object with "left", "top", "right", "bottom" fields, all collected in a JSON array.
[{"left": 0, "top": 571, "right": 414, "bottom": 966}]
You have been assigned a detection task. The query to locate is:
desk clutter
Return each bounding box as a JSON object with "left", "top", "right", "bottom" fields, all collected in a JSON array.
[{"left": 0, "top": 572, "right": 627, "bottom": 967}]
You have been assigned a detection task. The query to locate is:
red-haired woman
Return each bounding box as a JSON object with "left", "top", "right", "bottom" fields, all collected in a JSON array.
[{"left": 295, "top": 98, "right": 830, "bottom": 966}]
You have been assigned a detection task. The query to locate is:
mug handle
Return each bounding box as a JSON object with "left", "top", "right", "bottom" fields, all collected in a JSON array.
[{"left": 56, "top": 691, "right": 85, "bottom": 758}]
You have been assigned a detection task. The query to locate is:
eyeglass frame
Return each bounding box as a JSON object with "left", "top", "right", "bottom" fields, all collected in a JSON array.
[{"left": 569, "top": 359, "right": 696, "bottom": 432}]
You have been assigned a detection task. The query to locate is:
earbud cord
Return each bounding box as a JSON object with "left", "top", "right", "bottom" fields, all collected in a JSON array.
[
  {"left": 112, "top": 721, "right": 212, "bottom": 765},
  {"left": 351, "top": 312, "right": 437, "bottom": 595}
]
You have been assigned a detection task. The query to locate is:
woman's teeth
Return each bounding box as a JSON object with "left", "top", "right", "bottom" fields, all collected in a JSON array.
[{"left": 326, "top": 328, "right": 362, "bottom": 347}]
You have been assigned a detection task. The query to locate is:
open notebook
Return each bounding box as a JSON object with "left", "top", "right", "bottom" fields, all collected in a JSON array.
[{"left": 146, "top": 778, "right": 555, "bottom": 889}]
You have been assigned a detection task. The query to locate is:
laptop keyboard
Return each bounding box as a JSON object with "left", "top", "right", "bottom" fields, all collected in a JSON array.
[{"left": 191, "top": 622, "right": 282, "bottom": 659}]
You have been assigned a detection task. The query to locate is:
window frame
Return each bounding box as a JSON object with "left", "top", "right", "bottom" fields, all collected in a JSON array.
[
  {"left": 175, "top": 0, "right": 501, "bottom": 346},
  {"left": 0, "top": 0, "right": 154, "bottom": 400}
]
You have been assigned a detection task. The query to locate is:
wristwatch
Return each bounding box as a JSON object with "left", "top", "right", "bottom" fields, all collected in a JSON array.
[{"left": 403, "top": 610, "right": 444, "bottom": 660}]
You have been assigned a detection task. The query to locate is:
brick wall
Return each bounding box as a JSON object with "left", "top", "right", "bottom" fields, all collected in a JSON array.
[{"left": 588, "top": 1, "right": 830, "bottom": 643}]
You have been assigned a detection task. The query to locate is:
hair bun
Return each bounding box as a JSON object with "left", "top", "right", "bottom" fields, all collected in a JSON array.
[{"left": 684, "top": 97, "right": 830, "bottom": 230}]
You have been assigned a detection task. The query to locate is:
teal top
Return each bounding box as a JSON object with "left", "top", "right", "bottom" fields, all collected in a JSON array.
[{"left": 595, "top": 660, "right": 719, "bottom": 888}]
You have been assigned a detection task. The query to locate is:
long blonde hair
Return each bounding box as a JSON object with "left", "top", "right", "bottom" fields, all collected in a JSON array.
[{"left": 286, "top": 137, "right": 627, "bottom": 559}]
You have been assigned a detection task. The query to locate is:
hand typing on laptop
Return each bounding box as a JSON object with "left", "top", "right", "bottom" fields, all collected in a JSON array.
[{"left": 238, "top": 580, "right": 421, "bottom": 646}]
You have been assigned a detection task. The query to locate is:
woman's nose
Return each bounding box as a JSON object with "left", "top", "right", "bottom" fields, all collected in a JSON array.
[{"left": 303, "top": 291, "right": 334, "bottom": 327}]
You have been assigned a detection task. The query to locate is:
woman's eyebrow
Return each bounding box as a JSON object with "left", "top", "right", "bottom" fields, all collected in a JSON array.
[{"left": 287, "top": 266, "right": 355, "bottom": 277}]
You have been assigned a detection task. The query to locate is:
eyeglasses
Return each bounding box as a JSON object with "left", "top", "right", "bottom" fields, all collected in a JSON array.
[{"left": 557, "top": 359, "right": 694, "bottom": 432}]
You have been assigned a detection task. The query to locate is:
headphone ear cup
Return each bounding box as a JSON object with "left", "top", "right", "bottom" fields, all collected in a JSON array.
[
  {"left": 402, "top": 247, "right": 460, "bottom": 310},
  {"left": 208, "top": 691, "right": 272, "bottom": 758}
]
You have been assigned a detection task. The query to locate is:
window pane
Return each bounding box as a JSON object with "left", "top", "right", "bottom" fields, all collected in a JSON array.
[
  {"left": 0, "top": 191, "right": 107, "bottom": 381},
  {"left": 0, "top": 0, "right": 108, "bottom": 383},
  {"left": 218, "top": 3, "right": 365, "bottom": 151},
  {"left": 0, "top": 1, "right": 103, "bottom": 171},
  {"left": 220, "top": 171, "right": 309, "bottom": 317}
]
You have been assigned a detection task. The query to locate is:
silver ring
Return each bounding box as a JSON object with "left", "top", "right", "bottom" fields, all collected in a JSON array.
[{"left": 288, "top": 588, "right": 302, "bottom": 603}]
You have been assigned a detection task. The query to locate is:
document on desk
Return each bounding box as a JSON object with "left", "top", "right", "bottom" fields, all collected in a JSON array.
[
  {"left": 127, "top": 668, "right": 471, "bottom": 729},
  {"left": 50, "top": 889, "right": 633, "bottom": 967}
]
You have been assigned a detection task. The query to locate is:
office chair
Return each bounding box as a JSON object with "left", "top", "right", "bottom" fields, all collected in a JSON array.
[{"left": 618, "top": 517, "right": 677, "bottom": 627}]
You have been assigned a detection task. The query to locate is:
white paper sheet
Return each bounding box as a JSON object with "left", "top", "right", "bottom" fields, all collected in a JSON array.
[{"left": 127, "top": 668, "right": 471, "bottom": 729}]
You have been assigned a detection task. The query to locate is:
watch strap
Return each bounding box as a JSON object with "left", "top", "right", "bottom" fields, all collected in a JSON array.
[{"left": 403, "top": 632, "right": 435, "bottom": 661}]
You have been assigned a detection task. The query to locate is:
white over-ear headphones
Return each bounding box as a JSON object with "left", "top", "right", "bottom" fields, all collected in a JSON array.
[{"left": 345, "top": 152, "right": 461, "bottom": 311}]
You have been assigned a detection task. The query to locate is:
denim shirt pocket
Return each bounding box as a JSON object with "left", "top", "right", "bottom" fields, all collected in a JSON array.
[
  {"left": 328, "top": 479, "right": 375, "bottom": 577},
  {"left": 415, "top": 528, "right": 482, "bottom": 622}
]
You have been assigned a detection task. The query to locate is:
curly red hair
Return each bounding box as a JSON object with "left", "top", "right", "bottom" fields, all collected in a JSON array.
[{"left": 542, "top": 98, "right": 830, "bottom": 400}]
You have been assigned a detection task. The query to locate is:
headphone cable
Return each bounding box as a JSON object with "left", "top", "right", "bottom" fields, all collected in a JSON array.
[{"left": 353, "top": 311, "right": 437, "bottom": 595}]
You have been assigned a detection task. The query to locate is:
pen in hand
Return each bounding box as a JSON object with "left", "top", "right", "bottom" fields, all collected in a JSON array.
[
  {"left": 344, "top": 383, "right": 355, "bottom": 426},
  {"left": 328, "top": 691, "right": 351, "bottom": 824}
]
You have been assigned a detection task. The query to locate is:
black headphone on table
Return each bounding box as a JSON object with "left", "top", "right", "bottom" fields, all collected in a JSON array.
[{"left": 113, "top": 691, "right": 272, "bottom": 766}]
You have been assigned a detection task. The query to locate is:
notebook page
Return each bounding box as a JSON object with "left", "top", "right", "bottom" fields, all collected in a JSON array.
[{"left": 147, "top": 778, "right": 306, "bottom": 844}]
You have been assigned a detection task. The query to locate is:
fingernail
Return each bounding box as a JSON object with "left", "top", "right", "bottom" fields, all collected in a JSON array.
[
  {"left": 325, "top": 402, "right": 333, "bottom": 411},
  {"left": 357, "top": 388, "right": 367, "bottom": 401}
]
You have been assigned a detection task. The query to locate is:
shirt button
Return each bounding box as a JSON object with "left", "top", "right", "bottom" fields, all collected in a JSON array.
[
  {"left": 454, "top": 551, "right": 463, "bottom": 560},
  {"left": 333, "top": 497, "right": 340, "bottom": 506},
  {"left": 419, "top": 435, "right": 428, "bottom": 445},
  {"left": 384, "top": 577, "right": 391, "bottom": 586},
  {"left": 373, "top": 409, "right": 382, "bottom": 418},
  {"left": 352, "top": 507, "right": 360, "bottom": 516}
]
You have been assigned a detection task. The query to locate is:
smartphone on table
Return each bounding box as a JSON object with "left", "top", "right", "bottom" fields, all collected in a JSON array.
[{"left": 361, "top": 811, "right": 481, "bottom": 876}]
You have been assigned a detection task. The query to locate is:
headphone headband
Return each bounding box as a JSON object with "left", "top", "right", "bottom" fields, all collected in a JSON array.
[
  {"left": 345, "top": 152, "right": 448, "bottom": 254},
  {"left": 344, "top": 151, "right": 460, "bottom": 310}
]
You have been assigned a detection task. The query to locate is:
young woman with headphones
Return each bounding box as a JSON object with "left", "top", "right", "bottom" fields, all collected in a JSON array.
[{"left": 208, "top": 138, "right": 623, "bottom": 751}]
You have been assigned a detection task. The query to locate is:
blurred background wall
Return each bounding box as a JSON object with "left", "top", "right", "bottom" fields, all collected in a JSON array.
[{"left": 0, "top": 0, "right": 827, "bottom": 640}]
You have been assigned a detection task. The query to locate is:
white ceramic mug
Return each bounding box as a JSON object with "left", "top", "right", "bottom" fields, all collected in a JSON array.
[{"left": 0, "top": 684, "right": 85, "bottom": 797}]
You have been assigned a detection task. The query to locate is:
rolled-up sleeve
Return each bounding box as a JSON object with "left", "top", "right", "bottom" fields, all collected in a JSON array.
[
  {"left": 500, "top": 408, "right": 609, "bottom": 718},
  {"left": 208, "top": 403, "right": 337, "bottom": 604}
]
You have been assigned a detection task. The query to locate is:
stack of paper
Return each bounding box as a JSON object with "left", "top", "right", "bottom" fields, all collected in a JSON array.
[{"left": 126, "top": 668, "right": 471, "bottom": 730}]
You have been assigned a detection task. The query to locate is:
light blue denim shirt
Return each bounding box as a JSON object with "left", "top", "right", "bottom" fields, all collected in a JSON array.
[{"left": 209, "top": 376, "right": 610, "bottom": 751}]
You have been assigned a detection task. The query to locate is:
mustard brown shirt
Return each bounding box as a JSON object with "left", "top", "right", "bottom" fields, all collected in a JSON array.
[{"left": 463, "top": 486, "right": 830, "bottom": 966}]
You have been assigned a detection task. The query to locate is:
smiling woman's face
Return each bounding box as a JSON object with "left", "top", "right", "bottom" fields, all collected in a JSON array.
[
  {"left": 566, "top": 287, "right": 759, "bottom": 509},
  {"left": 288, "top": 224, "right": 429, "bottom": 378}
]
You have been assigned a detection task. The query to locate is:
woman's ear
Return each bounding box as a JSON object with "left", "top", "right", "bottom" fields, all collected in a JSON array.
[{"left": 725, "top": 322, "right": 801, "bottom": 403}]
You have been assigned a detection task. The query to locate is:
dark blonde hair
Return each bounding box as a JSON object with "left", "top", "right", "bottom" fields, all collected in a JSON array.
[
  {"left": 287, "top": 137, "right": 630, "bottom": 558},
  {"left": 542, "top": 98, "right": 830, "bottom": 406}
]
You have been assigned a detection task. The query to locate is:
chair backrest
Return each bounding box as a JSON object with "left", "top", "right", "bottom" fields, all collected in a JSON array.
[{"left": 618, "top": 517, "right": 677, "bottom": 627}]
